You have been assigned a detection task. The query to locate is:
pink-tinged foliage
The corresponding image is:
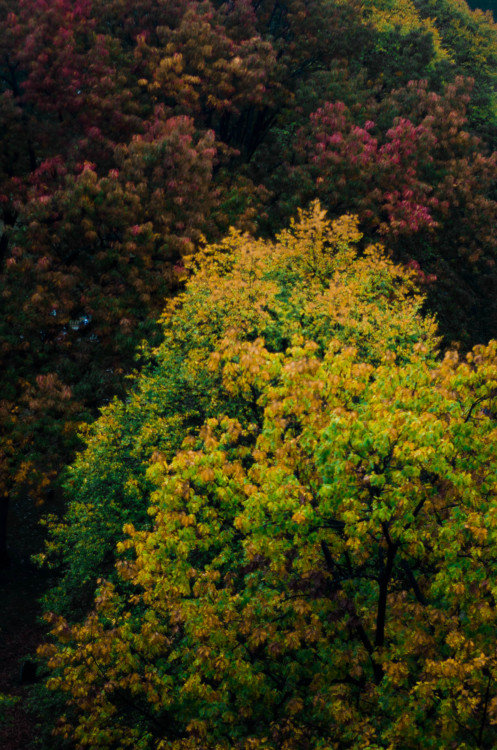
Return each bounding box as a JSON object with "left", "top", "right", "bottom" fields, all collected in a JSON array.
[
  {"left": 301, "top": 104, "right": 439, "bottom": 237},
  {"left": 0, "top": 108, "right": 216, "bottom": 516},
  {"left": 293, "top": 79, "right": 497, "bottom": 276}
]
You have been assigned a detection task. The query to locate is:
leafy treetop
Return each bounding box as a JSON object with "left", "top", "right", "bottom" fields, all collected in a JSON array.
[{"left": 39, "top": 205, "right": 497, "bottom": 750}]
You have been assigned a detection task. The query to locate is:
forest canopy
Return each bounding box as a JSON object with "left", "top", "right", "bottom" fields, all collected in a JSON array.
[
  {"left": 3, "top": 0, "right": 497, "bottom": 547},
  {"left": 2, "top": 0, "right": 497, "bottom": 747}
]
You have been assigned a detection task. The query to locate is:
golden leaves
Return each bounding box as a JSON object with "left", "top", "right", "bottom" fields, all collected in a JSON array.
[{"left": 40, "top": 201, "right": 497, "bottom": 748}]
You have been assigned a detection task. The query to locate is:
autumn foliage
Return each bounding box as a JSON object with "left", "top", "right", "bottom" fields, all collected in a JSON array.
[
  {"left": 3, "top": 0, "right": 497, "bottom": 744},
  {"left": 39, "top": 205, "right": 497, "bottom": 749},
  {"left": 2, "top": 0, "right": 497, "bottom": 558}
]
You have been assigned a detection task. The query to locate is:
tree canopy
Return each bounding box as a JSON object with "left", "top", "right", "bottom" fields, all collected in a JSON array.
[
  {"left": 37, "top": 204, "right": 497, "bottom": 749},
  {"left": 2, "top": 0, "right": 497, "bottom": 563},
  {"left": 3, "top": 1, "right": 497, "bottom": 745}
]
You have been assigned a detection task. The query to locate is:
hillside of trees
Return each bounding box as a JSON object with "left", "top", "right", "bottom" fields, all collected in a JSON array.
[{"left": 3, "top": 0, "right": 497, "bottom": 747}]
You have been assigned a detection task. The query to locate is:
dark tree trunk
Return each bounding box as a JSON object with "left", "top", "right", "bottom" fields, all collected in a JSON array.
[{"left": 0, "top": 495, "right": 10, "bottom": 567}]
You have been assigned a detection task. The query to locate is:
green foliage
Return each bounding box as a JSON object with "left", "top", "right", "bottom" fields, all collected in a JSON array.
[
  {"left": 358, "top": 0, "right": 451, "bottom": 88},
  {"left": 42, "top": 203, "right": 436, "bottom": 616},
  {"left": 413, "top": 0, "right": 497, "bottom": 142},
  {"left": 0, "top": 692, "right": 19, "bottom": 724},
  {"left": 42, "top": 205, "right": 497, "bottom": 750},
  {"left": 43, "top": 203, "right": 436, "bottom": 617}
]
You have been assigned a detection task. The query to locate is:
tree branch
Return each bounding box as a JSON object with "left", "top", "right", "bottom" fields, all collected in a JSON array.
[
  {"left": 375, "top": 525, "right": 398, "bottom": 652},
  {"left": 401, "top": 559, "right": 426, "bottom": 606}
]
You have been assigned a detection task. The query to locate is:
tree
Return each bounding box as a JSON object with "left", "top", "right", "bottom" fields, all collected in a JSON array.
[
  {"left": 413, "top": 0, "right": 497, "bottom": 144},
  {"left": 43, "top": 339, "right": 497, "bottom": 748},
  {"left": 2, "top": 0, "right": 497, "bottom": 569},
  {"left": 40, "top": 203, "right": 437, "bottom": 617},
  {"left": 43, "top": 204, "right": 497, "bottom": 749},
  {"left": 0, "top": 112, "right": 217, "bottom": 564},
  {"left": 0, "top": 0, "right": 278, "bottom": 564},
  {"left": 466, "top": 1, "right": 497, "bottom": 16},
  {"left": 272, "top": 76, "right": 497, "bottom": 343}
]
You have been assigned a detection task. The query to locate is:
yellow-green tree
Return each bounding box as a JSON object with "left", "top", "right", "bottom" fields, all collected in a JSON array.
[
  {"left": 40, "top": 204, "right": 497, "bottom": 748},
  {"left": 41, "top": 203, "right": 435, "bottom": 615}
]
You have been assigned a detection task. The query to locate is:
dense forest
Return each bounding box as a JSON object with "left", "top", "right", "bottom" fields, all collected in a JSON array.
[{"left": 3, "top": 0, "right": 497, "bottom": 747}]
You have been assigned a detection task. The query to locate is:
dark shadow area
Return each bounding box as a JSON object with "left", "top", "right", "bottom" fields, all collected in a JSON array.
[
  {"left": 0, "top": 493, "right": 57, "bottom": 750},
  {"left": 466, "top": 1, "right": 497, "bottom": 18}
]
